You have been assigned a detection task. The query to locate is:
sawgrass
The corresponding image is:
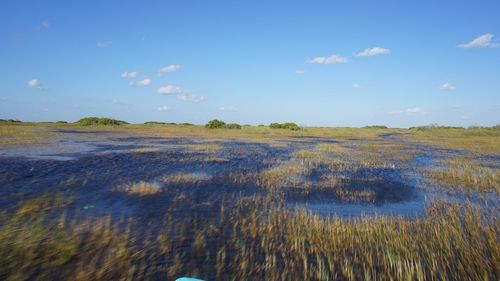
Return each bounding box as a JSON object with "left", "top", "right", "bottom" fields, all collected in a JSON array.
[
  {"left": 403, "top": 127, "right": 500, "bottom": 154},
  {"left": 0, "top": 196, "right": 497, "bottom": 281},
  {"left": 425, "top": 156, "right": 500, "bottom": 194}
]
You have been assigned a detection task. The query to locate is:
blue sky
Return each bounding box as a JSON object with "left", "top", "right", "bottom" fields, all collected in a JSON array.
[{"left": 0, "top": 0, "right": 499, "bottom": 127}]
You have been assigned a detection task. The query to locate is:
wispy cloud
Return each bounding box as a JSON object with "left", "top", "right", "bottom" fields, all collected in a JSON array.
[
  {"left": 309, "top": 54, "right": 347, "bottom": 64},
  {"left": 158, "top": 105, "right": 169, "bottom": 111},
  {"left": 352, "top": 83, "right": 361, "bottom": 89},
  {"left": 121, "top": 71, "right": 138, "bottom": 78},
  {"left": 295, "top": 70, "right": 305, "bottom": 74},
  {"left": 457, "top": 33, "right": 499, "bottom": 48},
  {"left": 96, "top": 41, "right": 112, "bottom": 48},
  {"left": 406, "top": 107, "right": 425, "bottom": 114},
  {"left": 27, "top": 79, "right": 43, "bottom": 89},
  {"left": 219, "top": 106, "right": 237, "bottom": 112},
  {"left": 130, "top": 77, "right": 152, "bottom": 87},
  {"left": 440, "top": 82, "right": 456, "bottom": 91},
  {"left": 157, "top": 85, "right": 182, "bottom": 95},
  {"left": 388, "top": 107, "right": 426, "bottom": 115},
  {"left": 356, "top": 47, "right": 390, "bottom": 57},
  {"left": 177, "top": 93, "right": 204, "bottom": 102},
  {"left": 158, "top": 64, "right": 181, "bottom": 76},
  {"left": 39, "top": 20, "right": 51, "bottom": 30}
]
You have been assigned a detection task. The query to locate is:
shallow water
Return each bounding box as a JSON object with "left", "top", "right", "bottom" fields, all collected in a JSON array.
[{"left": 0, "top": 130, "right": 497, "bottom": 222}]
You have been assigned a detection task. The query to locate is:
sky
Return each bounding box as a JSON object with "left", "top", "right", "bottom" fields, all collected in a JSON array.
[{"left": 0, "top": 0, "right": 499, "bottom": 128}]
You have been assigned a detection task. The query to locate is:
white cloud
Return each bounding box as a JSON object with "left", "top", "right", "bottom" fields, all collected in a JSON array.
[
  {"left": 457, "top": 33, "right": 499, "bottom": 49},
  {"left": 121, "top": 71, "right": 138, "bottom": 78},
  {"left": 406, "top": 107, "right": 425, "bottom": 114},
  {"left": 130, "top": 77, "right": 152, "bottom": 87},
  {"left": 158, "top": 105, "right": 169, "bottom": 111},
  {"left": 177, "top": 93, "right": 204, "bottom": 102},
  {"left": 356, "top": 47, "right": 390, "bottom": 57},
  {"left": 158, "top": 64, "right": 181, "bottom": 76},
  {"left": 219, "top": 106, "right": 237, "bottom": 112},
  {"left": 27, "top": 79, "right": 42, "bottom": 89},
  {"left": 158, "top": 85, "right": 204, "bottom": 102},
  {"left": 157, "top": 85, "right": 182, "bottom": 95},
  {"left": 295, "top": 70, "right": 305, "bottom": 74},
  {"left": 388, "top": 107, "right": 426, "bottom": 115},
  {"left": 96, "top": 41, "right": 112, "bottom": 48},
  {"left": 440, "top": 83, "right": 456, "bottom": 91},
  {"left": 352, "top": 83, "right": 361, "bottom": 89},
  {"left": 309, "top": 54, "right": 347, "bottom": 64}
]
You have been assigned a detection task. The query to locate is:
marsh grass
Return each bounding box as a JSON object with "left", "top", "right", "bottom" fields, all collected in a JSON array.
[
  {"left": 425, "top": 156, "right": 500, "bottom": 194},
  {"left": 259, "top": 162, "right": 306, "bottom": 190},
  {"left": 403, "top": 127, "right": 500, "bottom": 153},
  {"left": 16, "top": 193, "right": 73, "bottom": 217},
  {"left": 316, "top": 143, "right": 348, "bottom": 155},
  {"left": 186, "top": 144, "right": 221, "bottom": 154},
  {"left": 0, "top": 123, "right": 396, "bottom": 149},
  {"left": 294, "top": 149, "right": 319, "bottom": 159},
  {"left": 127, "top": 147, "right": 161, "bottom": 153},
  {"left": 160, "top": 172, "right": 212, "bottom": 186},
  {"left": 203, "top": 157, "right": 229, "bottom": 163},
  {"left": 0, "top": 123, "right": 56, "bottom": 146},
  {"left": 115, "top": 181, "right": 163, "bottom": 196},
  {"left": 0, "top": 196, "right": 497, "bottom": 281}
]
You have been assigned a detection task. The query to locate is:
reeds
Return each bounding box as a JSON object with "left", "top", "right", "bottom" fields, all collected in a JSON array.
[
  {"left": 115, "top": 181, "right": 163, "bottom": 196},
  {"left": 425, "top": 156, "right": 500, "bottom": 194},
  {"left": 0, "top": 196, "right": 497, "bottom": 280}
]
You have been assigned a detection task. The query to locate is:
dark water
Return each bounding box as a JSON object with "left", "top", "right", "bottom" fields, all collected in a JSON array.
[{"left": 0, "top": 131, "right": 497, "bottom": 222}]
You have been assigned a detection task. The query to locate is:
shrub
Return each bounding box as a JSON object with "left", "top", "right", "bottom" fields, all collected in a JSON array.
[
  {"left": 410, "top": 124, "right": 464, "bottom": 131},
  {"left": 0, "top": 119, "right": 22, "bottom": 123},
  {"left": 269, "top": 122, "right": 301, "bottom": 130},
  {"left": 76, "top": 117, "right": 128, "bottom": 126},
  {"left": 363, "top": 125, "right": 387, "bottom": 129},
  {"left": 205, "top": 120, "right": 241, "bottom": 129},
  {"left": 179, "top": 123, "right": 194, "bottom": 126},
  {"left": 225, "top": 123, "right": 242, "bottom": 129},
  {"left": 56, "top": 121, "right": 68, "bottom": 124},
  {"left": 206, "top": 119, "right": 226, "bottom": 129},
  {"left": 144, "top": 121, "right": 166, "bottom": 125}
]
